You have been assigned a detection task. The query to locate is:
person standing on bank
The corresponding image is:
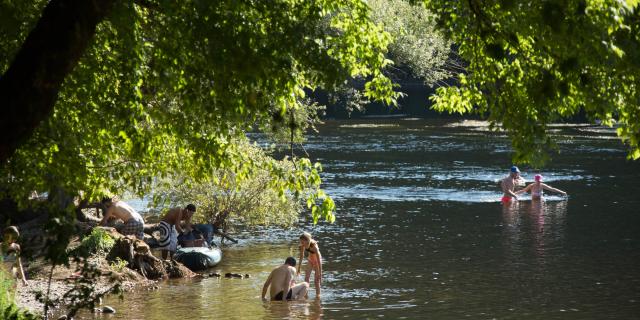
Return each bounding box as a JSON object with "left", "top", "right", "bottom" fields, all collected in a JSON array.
[
  {"left": 501, "top": 166, "right": 526, "bottom": 204},
  {"left": 297, "top": 232, "right": 323, "bottom": 298},
  {"left": 158, "top": 204, "right": 196, "bottom": 260}
]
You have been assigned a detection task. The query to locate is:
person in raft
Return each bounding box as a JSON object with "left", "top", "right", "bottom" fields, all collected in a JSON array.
[
  {"left": 158, "top": 204, "right": 196, "bottom": 260},
  {"left": 1, "top": 226, "right": 28, "bottom": 286},
  {"left": 297, "top": 232, "right": 323, "bottom": 298},
  {"left": 100, "top": 197, "right": 145, "bottom": 240},
  {"left": 501, "top": 166, "right": 526, "bottom": 204},
  {"left": 517, "top": 174, "right": 567, "bottom": 200},
  {"left": 262, "top": 257, "right": 309, "bottom": 301}
]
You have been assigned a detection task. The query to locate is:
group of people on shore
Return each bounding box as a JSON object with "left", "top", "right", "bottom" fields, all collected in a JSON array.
[
  {"left": 500, "top": 166, "right": 567, "bottom": 203},
  {"left": 97, "top": 197, "right": 326, "bottom": 301},
  {"left": 99, "top": 197, "right": 327, "bottom": 301},
  {"left": 99, "top": 197, "right": 198, "bottom": 259},
  {"left": 1, "top": 199, "right": 220, "bottom": 288},
  {"left": 262, "top": 232, "right": 323, "bottom": 301}
]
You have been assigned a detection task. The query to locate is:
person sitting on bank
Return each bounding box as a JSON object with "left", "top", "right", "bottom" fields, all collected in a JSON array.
[
  {"left": 501, "top": 166, "right": 526, "bottom": 204},
  {"left": 262, "top": 257, "right": 309, "bottom": 301},
  {"left": 100, "top": 197, "right": 145, "bottom": 240},
  {"left": 158, "top": 204, "right": 196, "bottom": 260},
  {"left": 517, "top": 174, "right": 567, "bottom": 200},
  {"left": 1, "top": 226, "right": 28, "bottom": 286}
]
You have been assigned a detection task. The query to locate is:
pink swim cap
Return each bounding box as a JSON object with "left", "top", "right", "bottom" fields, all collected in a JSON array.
[{"left": 534, "top": 174, "right": 543, "bottom": 182}]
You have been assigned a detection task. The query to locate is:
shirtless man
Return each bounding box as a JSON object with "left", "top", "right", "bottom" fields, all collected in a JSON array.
[
  {"left": 100, "top": 197, "right": 145, "bottom": 239},
  {"left": 501, "top": 166, "right": 525, "bottom": 204},
  {"left": 262, "top": 257, "right": 309, "bottom": 301},
  {"left": 158, "top": 204, "right": 196, "bottom": 259}
]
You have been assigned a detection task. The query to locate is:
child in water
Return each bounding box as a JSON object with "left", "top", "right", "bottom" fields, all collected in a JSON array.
[
  {"left": 517, "top": 174, "right": 567, "bottom": 200},
  {"left": 297, "top": 232, "right": 322, "bottom": 298},
  {"left": 1, "top": 226, "right": 28, "bottom": 286}
]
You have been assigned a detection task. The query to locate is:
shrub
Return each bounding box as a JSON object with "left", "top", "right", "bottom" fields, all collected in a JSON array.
[
  {"left": 151, "top": 139, "right": 307, "bottom": 229},
  {"left": 73, "top": 228, "right": 115, "bottom": 258},
  {"left": 0, "top": 267, "right": 38, "bottom": 320}
]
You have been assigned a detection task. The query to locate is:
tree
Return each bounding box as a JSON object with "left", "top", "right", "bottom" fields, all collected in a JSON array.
[
  {"left": 0, "top": 0, "right": 399, "bottom": 223},
  {"left": 425, "top": 0, "right": 640, "bottom": 164},
  {"left": 326, "top": 0, "right": 459, "bottom": 115},
  {"left": 368, "top": 0, "right": 457, "bottom": 86},
  {"left": 151, "top": 139, "right": 329, "bottom": 228}
]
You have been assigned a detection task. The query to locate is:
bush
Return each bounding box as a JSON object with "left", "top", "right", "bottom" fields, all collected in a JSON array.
[
  {"left": 151, "top": 139, "right": 306, "bottom": 229},
  {"left": 0, "top": 267, "right": 38, "bottom": 320},
  {"left": 73, "top": 228, "right": 115, "bottom": 258}
]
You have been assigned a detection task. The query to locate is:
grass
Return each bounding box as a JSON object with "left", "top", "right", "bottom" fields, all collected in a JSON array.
[{"left": 0, "top": 266, "right": 38, "bottom": 320}]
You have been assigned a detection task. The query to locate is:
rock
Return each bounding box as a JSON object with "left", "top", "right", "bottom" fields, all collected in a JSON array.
[
  {"left": 225, "top": 273, "right": 243, "bottom": 279},
  {"left": 164, "top": 259, "right": 196, "bottom": 278},
  {"left": 102, "top": 306, "right": 116, "bottom": 313},
  {"left": 57, "top": 315, "right": 68, "bottom": 320},
  {"left": 107, "top": 237, "right": 135, "bottom": 265},
  {"left": 209, "top": 273, "right": 221, "bottom": 278},
  {"left": 244, "top": 274, "right": 251, "bottom": 278}
]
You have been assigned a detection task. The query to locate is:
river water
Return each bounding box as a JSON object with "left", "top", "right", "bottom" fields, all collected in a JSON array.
[{"left": 90, "top": 119, "right": 640, "bottom": 319}]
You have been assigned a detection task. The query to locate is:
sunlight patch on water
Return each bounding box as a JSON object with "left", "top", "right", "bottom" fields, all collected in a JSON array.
[
  {"left": 339, "top": 124, "right": 400, "bottom": 128},
  {"left": 327, "top": 185, "right": 503, "bottom": 203},
  {"left": 443, "top": 120, "right": 490, "bottom": 127}
]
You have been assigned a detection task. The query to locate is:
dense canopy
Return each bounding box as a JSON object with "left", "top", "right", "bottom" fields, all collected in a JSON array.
[
  {"left": 426, "top": 0, "right": 640, "bottom": 163},
  {"left": 2, "top": 0, "right": 640, "bottom": 218},
  {"left": 0, "top": 0, "right": 400, "bottom": 222}
]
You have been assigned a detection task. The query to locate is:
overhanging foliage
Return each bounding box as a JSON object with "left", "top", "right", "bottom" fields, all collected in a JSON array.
[
  {"left": 0, "top": 0, "right": 399, "bottom": 224},
  {"left": 426, "top": 0, "right": 640, "bottom": 164}
]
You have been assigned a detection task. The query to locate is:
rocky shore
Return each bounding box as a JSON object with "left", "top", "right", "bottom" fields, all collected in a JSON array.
[{"left": 12, "top": 216, "right": 196, "bottom": 318}]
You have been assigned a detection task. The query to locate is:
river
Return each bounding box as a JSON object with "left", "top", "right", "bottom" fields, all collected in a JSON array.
[{"left": 89, "top": 119, "right": 640, "bottom": 319}]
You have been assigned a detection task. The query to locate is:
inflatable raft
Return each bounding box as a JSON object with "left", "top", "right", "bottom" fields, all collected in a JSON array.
[{"left": 174, "top": 246, "right": 222, "bottom": 271}]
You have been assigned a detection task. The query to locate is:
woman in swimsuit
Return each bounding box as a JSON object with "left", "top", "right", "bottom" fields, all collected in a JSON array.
[
  {"left": 297, "top": 232, "right": 322, "bottom": 298},
  {"left": 517, "top": 174, "right": 567, "bottom": 200}
]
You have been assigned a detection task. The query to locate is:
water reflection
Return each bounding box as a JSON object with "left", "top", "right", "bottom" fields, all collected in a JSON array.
[
  {"left": 502, "top": 199, "right": 568, "bottom": 267},
  {"left": 263, "top": 298, "right": 323, "bottom": 320}
]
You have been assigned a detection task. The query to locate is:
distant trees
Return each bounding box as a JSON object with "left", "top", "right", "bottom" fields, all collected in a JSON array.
[{"left": 327, "top": 0, "right": 458, "bottom": 115}]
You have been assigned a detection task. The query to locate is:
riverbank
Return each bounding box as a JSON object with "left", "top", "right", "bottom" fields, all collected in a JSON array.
[
  {"left": 10, "top": 215, "right": 195, "bottom": 318},
  {"left": 16, "top": 276, "right": 154, "bottom": 316},
  {"left": 15, "top": 241, "right": 158, "bottom": 315}
]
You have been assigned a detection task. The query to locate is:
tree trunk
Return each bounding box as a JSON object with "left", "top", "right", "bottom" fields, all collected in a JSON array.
[{"left": 0, "top": 0, "right": 116, "bottom": 163}]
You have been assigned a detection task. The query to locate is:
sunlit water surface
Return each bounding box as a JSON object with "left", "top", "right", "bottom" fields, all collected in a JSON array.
[{"left": 84, "top": 120, "right": 640, "bottom": 319}]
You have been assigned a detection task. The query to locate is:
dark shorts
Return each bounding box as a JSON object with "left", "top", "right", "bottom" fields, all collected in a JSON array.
[{"left": 273, "top": 289, "right": 292, "bottom": 301}]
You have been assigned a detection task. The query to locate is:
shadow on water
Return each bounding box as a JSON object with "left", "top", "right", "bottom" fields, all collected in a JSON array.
[{"left": 83, "top": 119, "right": 640, "bottom": 319}]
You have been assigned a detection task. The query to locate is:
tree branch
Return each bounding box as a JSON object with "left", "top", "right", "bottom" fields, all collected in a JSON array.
[{"left": 0, "top": 0, "right": 116, "bottom": 163}]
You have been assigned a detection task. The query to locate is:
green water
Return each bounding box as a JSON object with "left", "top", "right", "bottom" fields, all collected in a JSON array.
[{"left": 85, "top": 120, "right": 640, "bottom": 319}]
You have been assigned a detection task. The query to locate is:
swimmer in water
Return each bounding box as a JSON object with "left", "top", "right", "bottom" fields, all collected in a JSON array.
[
  {"left": 501, "top": 166, "right": 526, "bottom": 203},
  {"left": 517, "top": 174, "right": 567, "bottom": 200}
]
